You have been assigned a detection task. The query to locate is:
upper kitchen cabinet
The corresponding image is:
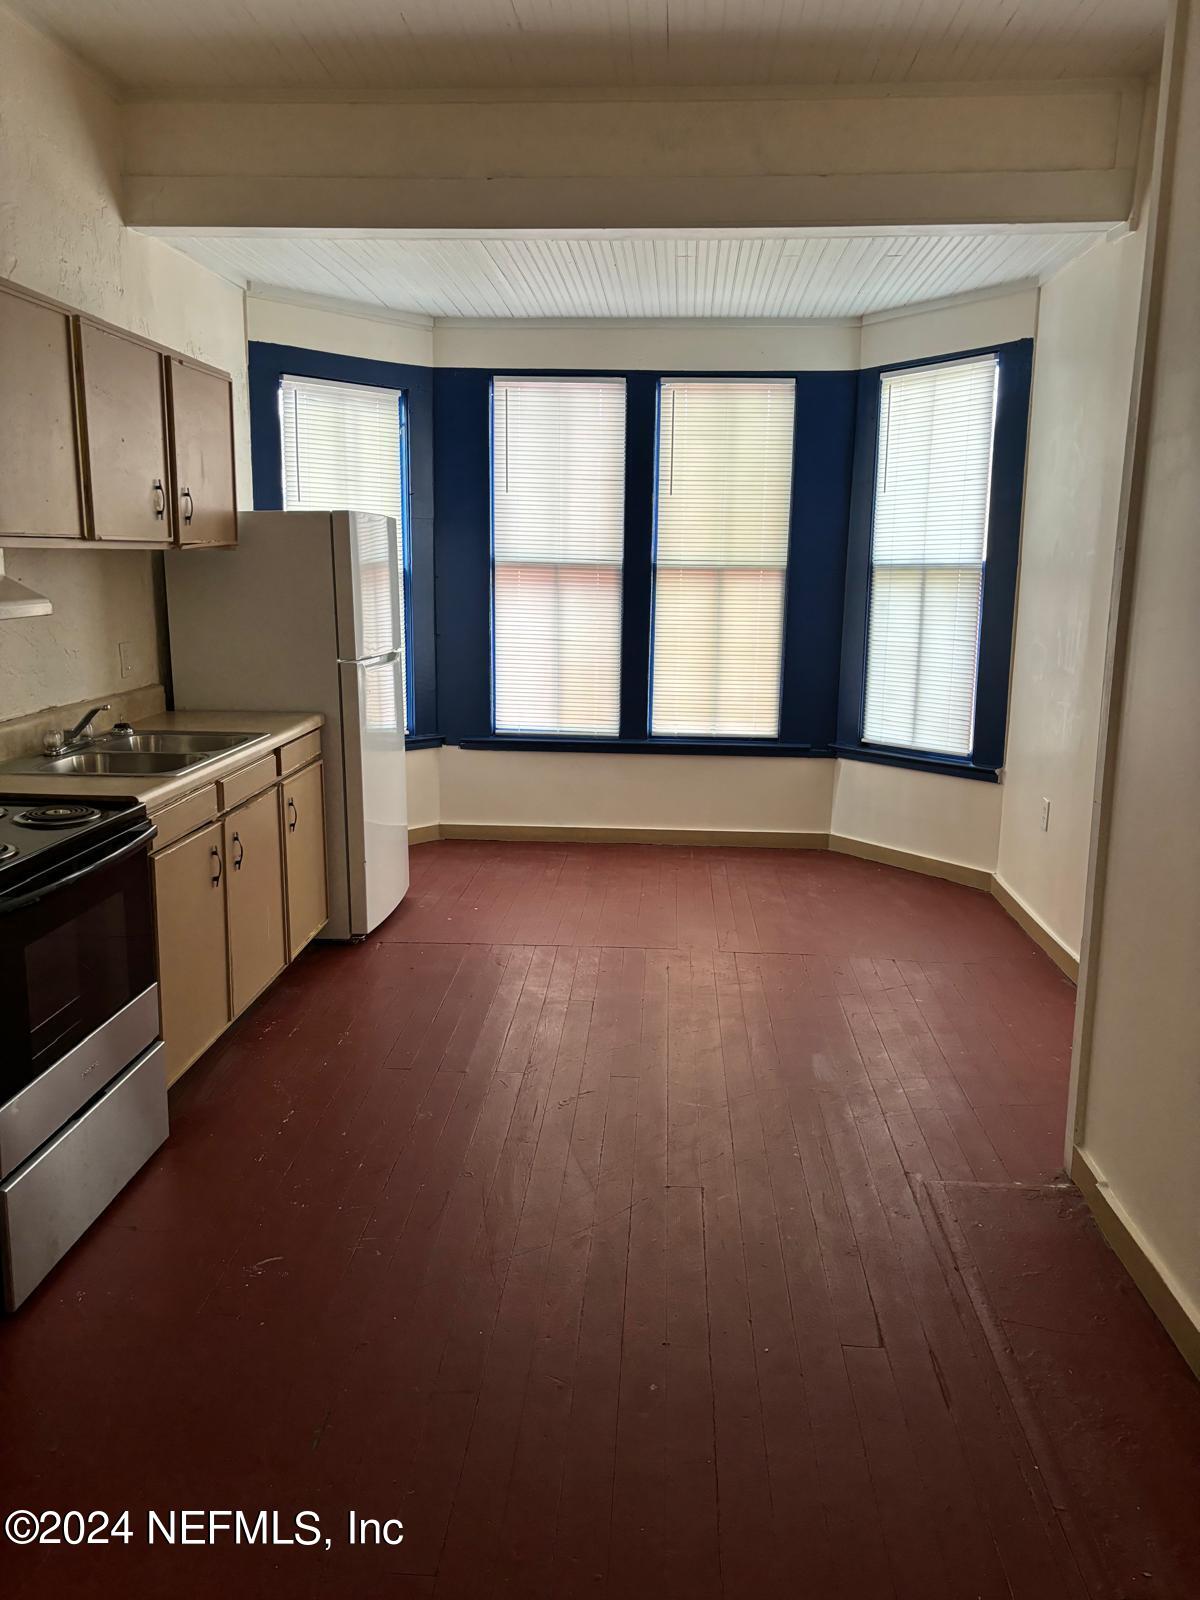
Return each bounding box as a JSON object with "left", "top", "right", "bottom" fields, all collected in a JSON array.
[
  {"left": 0, "top": 282, "right": 86, "bottom": 540},
  {"left": 167, "top": 358, "right": 238, "bottom": 548},
  {"left": 0, "top": 277, "right": 238, "bottom": 551},
  {"left": 76, "top": 319, "right": 172, "bottom": 545}
]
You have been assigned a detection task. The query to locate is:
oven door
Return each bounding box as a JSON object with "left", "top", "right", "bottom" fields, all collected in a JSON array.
[{"left": 0, "top": 824, "right": 158, "bottom": 1127}]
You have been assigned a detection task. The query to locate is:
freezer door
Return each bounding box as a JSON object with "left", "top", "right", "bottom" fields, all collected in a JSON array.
[
  {"left": 339, "top": 655, "right": 409, "bottom": 936},
  {"left": 332, "top": 511, "right": 404, "bottom": 663}
]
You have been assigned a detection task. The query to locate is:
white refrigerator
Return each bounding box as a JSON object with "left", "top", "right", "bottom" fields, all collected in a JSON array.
[{"left": 165, "top": 510, "right": 409, "bottom": 940}]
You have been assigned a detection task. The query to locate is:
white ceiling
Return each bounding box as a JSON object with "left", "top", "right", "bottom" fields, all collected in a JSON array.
[
  {"left": 157, "top": 230, "right": 1103, "bottom": 321},
  {"left": 13, "top": 0, "right": 1164, "bottom": 94}
]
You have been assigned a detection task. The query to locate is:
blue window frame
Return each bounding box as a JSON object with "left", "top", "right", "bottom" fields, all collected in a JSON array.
[
  {"left": 251, "top": 346, "right": 1029, "bottom": 778},
  {"left": 835, "top": 339, "right": 1033, "bottom": 780},
  {"left": 248, "top": 341, "right": 437, "bottom": 745}
]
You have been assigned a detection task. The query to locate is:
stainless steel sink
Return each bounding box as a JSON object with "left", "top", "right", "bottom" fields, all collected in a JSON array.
[
  {"left": 92, "top": 731, "right": 261, "bottom": 757},
  {"left": 40, "top": 751, "right": 198, "bottom": 776},
  {"left": 0, "top": 729, "right": 267, "bottom": 779}
]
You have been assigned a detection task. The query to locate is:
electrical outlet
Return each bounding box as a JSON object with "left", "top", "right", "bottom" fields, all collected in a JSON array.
[
  {"left": 118, "top": 640, "right": 134, "bottom": 678},
  {"left": 1040, "top": 797, "right": 1051, "bottom": 832}
]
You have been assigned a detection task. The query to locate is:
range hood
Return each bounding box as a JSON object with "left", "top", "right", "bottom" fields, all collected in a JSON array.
[{"left": 0, "top": 552, "right": 52, "bottom": 619}]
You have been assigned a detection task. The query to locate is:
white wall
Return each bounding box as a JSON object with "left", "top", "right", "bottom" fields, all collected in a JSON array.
[
  {"left": 0, "top": 550, "right": 164, "bottom": 726},
  {"left": 1073, "top": 0, "right": 1200, "bottom": 1348},
  {"left": 405, "top": 746, "right": 441, "bottom": 833},
  {"left": 831, "top": 761, "right": 1003, "bottom": 876},
  {"left": 0, "top": 7, "right": 249, "bottom": 730},
  {"left": 246, "top": 294, "right": 434, "bottom": 367},
  {"left": 432, "top": 318, "right": 859, "bottom": 371},
  {"left": 859, "top": 285, "right": 1038, "bottom": 367},
  {"left": 439, "top": 748, "right": 834, "bottom": 838},
  {"left": 996, "top": 232, "right": 1147, "bottom": 959}
]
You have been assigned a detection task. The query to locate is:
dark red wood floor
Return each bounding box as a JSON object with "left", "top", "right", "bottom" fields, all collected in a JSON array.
[{"left": 3, "top": 842, "right": 1197, "bottom": 1599}]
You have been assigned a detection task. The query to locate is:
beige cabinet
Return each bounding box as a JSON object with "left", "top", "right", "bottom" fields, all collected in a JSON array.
[
  {"left": 149, "top": 734, "right": 325, "bottom": 1085},
  {"left": 0, "top": 283, "right": 85, "bottom": 540},
  {"left": 0, "top": 275, "right": 238, "bottom": 552},
  {"left": 283, "top": 760, "right": 329, "bottom": 958},
  {"left": 153, "top": 819, "right": 231, "bottom": 1086},
  {"left": 168, "top": 358, "right": 237, "bottom": 548},
  {"left": 77, "top": 319, "right": 171, "bottom": 544},
  {"left": 225, "top": 785, "right": 287, "bottom": 1018}
]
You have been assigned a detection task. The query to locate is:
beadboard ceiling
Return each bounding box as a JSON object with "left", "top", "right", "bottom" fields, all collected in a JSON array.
[
  {"left": 157, "top": 229, "right": 1103, "bottom": 321},
  {"left": 13, "top": 0, "right": 1164, "bottom": 94}
]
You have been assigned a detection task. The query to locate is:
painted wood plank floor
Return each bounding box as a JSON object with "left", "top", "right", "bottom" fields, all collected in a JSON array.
[{"left": 1, "top": 840, "right": 1193, "bottom": 1599}]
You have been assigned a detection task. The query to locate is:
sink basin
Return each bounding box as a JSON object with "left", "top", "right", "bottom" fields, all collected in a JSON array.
[
  {"left": 0, "top": 729, "right": 268, "bottom": 779},
  {"left": 92, "top": 731, "right": 262, "bottom": 757},
  {"left": 42, "top": 751, "right": 199, "bottom": 776}
]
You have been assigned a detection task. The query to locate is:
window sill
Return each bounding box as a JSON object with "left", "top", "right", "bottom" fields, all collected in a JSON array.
[
  {"left": 832, "top": 743, "right": 1000, "bottom": 783},
  {"left": 405, "top": 735, "right": 444, "bottom": 752},
  {"left": 456, "top": 735, "right": 815, "bottom": 758}
]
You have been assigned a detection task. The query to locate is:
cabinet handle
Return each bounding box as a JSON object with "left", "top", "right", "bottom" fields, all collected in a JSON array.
[
  {"left": 233, "top": 832, "right": 244, "bottom": 871},
  {"left": 152, "top": 479, "right": 165, "bottom": 519},
  {"left": 210, "top": 846, "right": 222, "bottom": 887},
  {"left": 287, "top": 797, "right": 298, "bottom": 833},
  {"left": 182, "top": 487, "right": 194, "bottom": 525}
]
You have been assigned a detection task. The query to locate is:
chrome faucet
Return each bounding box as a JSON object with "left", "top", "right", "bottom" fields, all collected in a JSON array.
[{"left": 43, "top": 703, "right": 112, "bottom": 758}]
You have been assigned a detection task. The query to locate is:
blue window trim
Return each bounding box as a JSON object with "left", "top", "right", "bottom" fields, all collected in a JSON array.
[
  {"left": 249, "top": 348, "right": 1030, "bottom": 776},
  {"left": 435, "top": 365, "right": 858, "bottom": 757},
  {"left": 397, "top": 395, "right": 416, "bottom": 735},
  {"left": 248, "top": 341, "right": 437, "bottom": 741},
  {"left": 835, "top": 339, "right": 1034, "bottom": 778}
]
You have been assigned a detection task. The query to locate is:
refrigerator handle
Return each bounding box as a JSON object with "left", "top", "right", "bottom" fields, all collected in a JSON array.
[{"left": 336, "top": 650, "right": 400, "bottom": 667}]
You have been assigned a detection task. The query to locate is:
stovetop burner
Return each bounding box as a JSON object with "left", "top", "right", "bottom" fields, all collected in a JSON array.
[
  {"left": 12, "top": 803, "right": 104, "bottom": 830},
  {"left": 0, "top": 794, "right": 152, "bottom": 901}
]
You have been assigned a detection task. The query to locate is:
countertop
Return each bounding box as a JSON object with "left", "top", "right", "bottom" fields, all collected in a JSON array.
[{"left": 0, "top": 710, "right": 322, "bottom": 811}]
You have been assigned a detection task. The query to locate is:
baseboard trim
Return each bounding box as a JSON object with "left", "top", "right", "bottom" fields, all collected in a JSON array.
[
  {"left": 436, "top": 823, "right": 831, "bottom": 849},
  {"left": 991, "top": 875, "right": 1080, "bottom": 981},
  {"left": 408, "top": 823, "right": 441, "bottom": 845},
  {"left": 1071, "top": 1147, "right": 1200, "bottom": 1380},
  {"left": 827, "top": 832, "right": 993, "bottom": 891}
]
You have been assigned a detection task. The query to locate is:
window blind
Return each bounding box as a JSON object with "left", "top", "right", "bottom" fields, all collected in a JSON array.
[
  {"left": 280, "top": 374, "right": 409, "bottom": 733},
  {"left": 651, "top": 378, "right": 795, "bottom": 739},
  {"left": 492, "top": 377, "right": 626, "bottom": 737},
  {"left": 862, "top": 355, "right": 998, "bottom": 758}
]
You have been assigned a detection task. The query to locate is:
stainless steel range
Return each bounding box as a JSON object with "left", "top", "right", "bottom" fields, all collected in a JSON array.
[{"left": 0, "top": 794, "right": 167, "bottom": 1310}]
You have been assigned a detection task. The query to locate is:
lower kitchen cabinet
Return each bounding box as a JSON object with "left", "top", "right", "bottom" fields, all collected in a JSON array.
[
  {"left": 224, "top": 785, "right": 287, "bottom": 1018},
  {"left": 282, "top": 759, "right": 328, "bottom": 959},
  {"left": 153, "top": 818, "right": 230, "bottom": 1086},
  {"left": 150, "top": 738, "right": 325, "bottom": 1085}
]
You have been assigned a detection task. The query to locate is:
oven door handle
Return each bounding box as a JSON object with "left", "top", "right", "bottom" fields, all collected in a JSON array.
[{"left": 0, "top": 820, "right": 157, "bottom": 913}]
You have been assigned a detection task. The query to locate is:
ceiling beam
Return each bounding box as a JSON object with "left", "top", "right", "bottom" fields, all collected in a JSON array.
[{"left": 124, "top": 80, "right": 1146, "bottom": 231}]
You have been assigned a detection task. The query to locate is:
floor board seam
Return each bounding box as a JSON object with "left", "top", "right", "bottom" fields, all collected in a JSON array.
[{"left": 919, "top": 1178, "right": 1119, "bottom": 1600}]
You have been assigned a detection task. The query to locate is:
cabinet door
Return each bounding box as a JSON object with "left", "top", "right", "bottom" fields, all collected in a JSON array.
[
  {"left": 169, "top": 358, "right": 237, "bottom": 547},
  {"left": 153, "top": 820, "right": 230, "bottom": 1086},
  {"left": 77, "top": 319, "right": 170, "bottom": 543},
  {"left": 283, "top": 760, "right": 328, "bottom": 958},
  {"left": 225, "top": 786, "right": 287, "bottom": 1017},
  {"left": 0, "top": 284, "right": 84, "bottom": 539}
]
